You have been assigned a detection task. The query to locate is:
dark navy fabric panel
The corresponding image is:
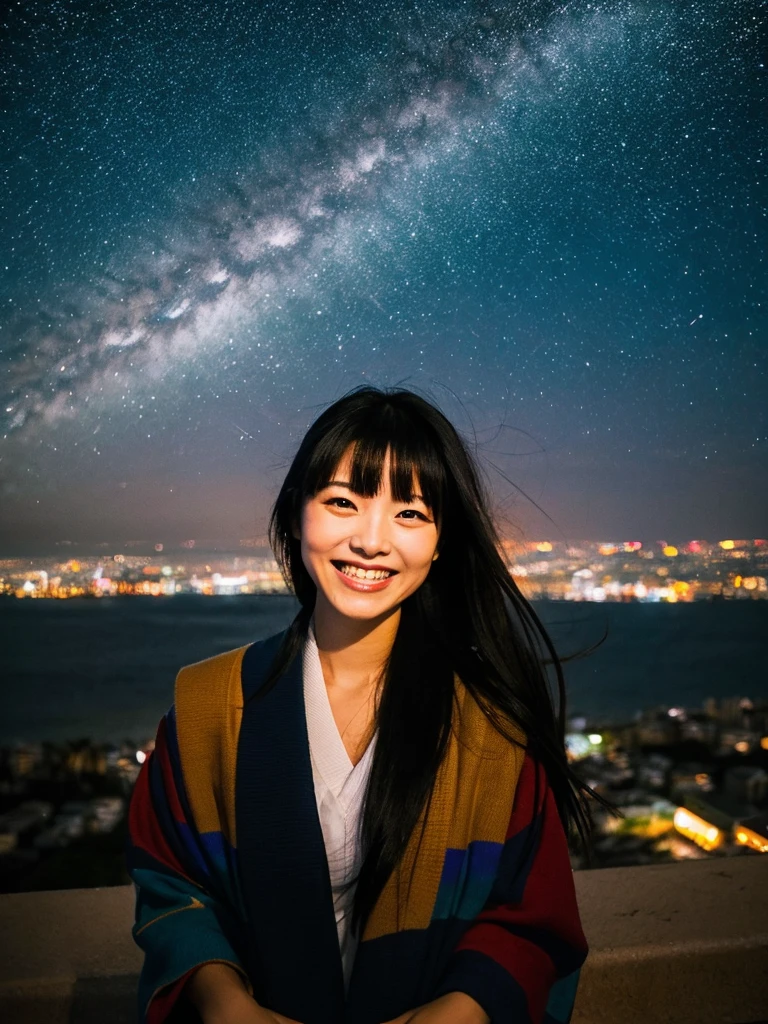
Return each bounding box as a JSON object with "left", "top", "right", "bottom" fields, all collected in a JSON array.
[
  {"left": 432, "top": 947, "right": 533, "bottom": 1024},
  {"left": 496, "top": 923, "right": 586, "bottom": 978},
  {"left": 345, "top": 916, "right": 470, "bottom": 1023},
  {"left": 487, "top": 812, "right": 542, "bottom": 906},
  {"left": 163, "top": 705, "right": 196, "bottom": 836},
  {"left": 236, "top": 632, "right": 345, "bottom": 1024}
]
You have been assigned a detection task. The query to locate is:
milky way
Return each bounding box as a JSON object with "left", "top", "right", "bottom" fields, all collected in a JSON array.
[{"left": 1, "top": 0, "right": 766, "bottom": 550}]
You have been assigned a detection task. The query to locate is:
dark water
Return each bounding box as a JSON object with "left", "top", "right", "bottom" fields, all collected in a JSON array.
[{"left": 0, "top": 595, "right": 766, "bottom": 743}]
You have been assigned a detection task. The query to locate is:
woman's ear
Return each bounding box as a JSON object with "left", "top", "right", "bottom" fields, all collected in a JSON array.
[
  {"left": 432, "top": 550, "right": 439, "bottom": 561},
  {"left": 291, "top": 520, "right": 301, "bottom": 541}
]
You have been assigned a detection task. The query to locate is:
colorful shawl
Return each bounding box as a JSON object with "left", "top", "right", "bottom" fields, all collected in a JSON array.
[{"left": 127, "top": 631, "right": 587, "bottom": 1024}]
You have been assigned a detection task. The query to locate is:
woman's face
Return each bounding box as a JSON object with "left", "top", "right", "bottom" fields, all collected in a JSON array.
[{"left": 297, "top": 447, "right": 439, "bottom": 624}]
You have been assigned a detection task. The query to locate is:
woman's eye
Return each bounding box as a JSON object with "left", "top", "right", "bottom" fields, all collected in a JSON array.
[
  {"left": 397, "top": 509, "right": 429, "bottom": 521},
  {"left": 325, "top": 497, "right": 355, "bottom": 509}
]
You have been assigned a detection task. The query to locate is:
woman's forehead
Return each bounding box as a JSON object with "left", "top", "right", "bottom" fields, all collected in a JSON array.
[{"left": 329, "top": 444, "right": 421, "bottom": 492}]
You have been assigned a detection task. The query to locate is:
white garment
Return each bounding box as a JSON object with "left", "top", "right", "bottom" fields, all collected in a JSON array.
[{"left": 302, "top": 627, "right": 377, "bottom": 993}]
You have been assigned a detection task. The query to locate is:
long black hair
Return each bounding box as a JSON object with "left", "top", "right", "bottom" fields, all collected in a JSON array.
[{"left": 266, "top": 385, "right": 602, "bottom": 935}]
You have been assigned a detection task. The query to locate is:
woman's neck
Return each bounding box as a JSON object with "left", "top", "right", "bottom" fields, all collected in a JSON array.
[{"left": 312, "top": 601, "right": 400, "bottom": 695}]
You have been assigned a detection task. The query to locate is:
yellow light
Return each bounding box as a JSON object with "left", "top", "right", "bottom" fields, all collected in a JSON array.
[
  {"left": 673, "top": 807, "right": 724, "bottom": 850},
  {"left": 742, "top": 577, "right": 759, "bottom": 590},
  {"left": 734, "top": 741, "right": 749, "bottom": 753},
  {"left": 734, "top": 575, "right": 742, "bottom": 587},
  {"left": 69, "top": 560, "right": 81, "bottom": 572},
  {"left": 598, "top": 543, "right": 618, "bottom": 556},
  {"left": 733, "top": 826, "right": 768, "bottom": 853},
  {"left": 719, "top": 539, "right": 735, "bottom": 550},
  {"left": 663, "top": 546, "right": 678, "bottom": 557},
  {"left": 536, "top": 541, "right": 553, "bottom": 552},
  {"left": 588, "top": 734, "right": 602, "bottom": 745}
]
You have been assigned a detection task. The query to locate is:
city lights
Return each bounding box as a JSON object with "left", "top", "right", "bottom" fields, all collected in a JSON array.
[
  {"left": 2, "top": 538, "right": 766, "bottom": 602},
  {"left": 673, "top": 808, "right": 725, "bottom": 852}
]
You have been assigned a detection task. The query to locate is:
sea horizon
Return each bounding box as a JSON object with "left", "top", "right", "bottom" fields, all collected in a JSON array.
[{"left": 2, "top": 595, "right": 766, "bottom": 746}]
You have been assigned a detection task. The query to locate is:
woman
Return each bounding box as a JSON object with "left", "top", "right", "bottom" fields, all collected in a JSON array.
[{"left": 127, "top": 386, "right": 593, "bottom": 1024}]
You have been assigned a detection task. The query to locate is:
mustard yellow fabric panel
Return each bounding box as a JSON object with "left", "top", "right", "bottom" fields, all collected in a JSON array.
[
  {"left": 174, "top": 645, "right": 248, "bottom": 845},
  {"left": 363, "top": 679, "right": 526, "bottom": 941}
]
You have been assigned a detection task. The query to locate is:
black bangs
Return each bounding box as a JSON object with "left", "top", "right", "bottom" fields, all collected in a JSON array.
[{"left": 302, "top": 400, "right": 448, "bottom": 522}]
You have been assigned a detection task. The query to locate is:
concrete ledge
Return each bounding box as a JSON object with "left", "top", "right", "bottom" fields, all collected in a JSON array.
[
  {"left": 572, "top": 857, "right": 768, "bottom": 1024},
  {"left": 0, "top": 858, "right": 766, "bottom": 1023},
  {"left": 0, "top": 886, "right": 140, "bottom": 1024}
]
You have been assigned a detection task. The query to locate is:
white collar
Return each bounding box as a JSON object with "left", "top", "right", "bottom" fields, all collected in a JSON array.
[{"left": 302, "top": 623, "right": 377, "bottom": 799}]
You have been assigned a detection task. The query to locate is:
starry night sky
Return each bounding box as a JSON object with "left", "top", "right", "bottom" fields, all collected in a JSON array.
[{"left": 1, "top": 0, "right": 766, "bottom": 556}]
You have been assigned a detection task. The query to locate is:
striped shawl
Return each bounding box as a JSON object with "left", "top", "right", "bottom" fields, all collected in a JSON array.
[{"left": 127, "top": 631, "right": 587, "bottom": 1023}]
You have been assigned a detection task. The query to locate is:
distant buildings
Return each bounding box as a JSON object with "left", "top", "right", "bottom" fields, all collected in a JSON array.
[
  {"left": 506, "top": 538, "right": 768, "bottom": 603},
  {"left": 1, "top": 537, "right": 766, "bottom": 601},
  {"left": 566, "top": 694, "right": 768, "bottom": 868}
]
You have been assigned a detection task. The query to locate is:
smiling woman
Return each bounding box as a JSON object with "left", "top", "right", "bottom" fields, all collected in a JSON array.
[{"left": 126, "top": 386, "right": 599, "bottom": 1024}]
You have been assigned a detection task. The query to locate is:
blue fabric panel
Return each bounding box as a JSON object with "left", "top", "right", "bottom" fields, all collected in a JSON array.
[
  {"left": 433, "top": 841, "right": 505, "bottom": 920},
  {"left": 544, "top": 969, "right": 581, "bottom": 1023}
]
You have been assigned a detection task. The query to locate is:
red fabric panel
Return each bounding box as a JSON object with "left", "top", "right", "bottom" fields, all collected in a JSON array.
[
  {"left": 128, "top": 751, "right": 193, "bottom": 881},
  {"left": 455, "top": 753, "right": 587, "bottom": 1021},
  {"left": 146, "top": 968, "right": 195, "bottom": 1024}
]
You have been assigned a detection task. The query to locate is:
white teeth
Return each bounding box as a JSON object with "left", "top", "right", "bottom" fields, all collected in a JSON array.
[{"left": 338, "top": 564, "right": 392, "bottom": 581}]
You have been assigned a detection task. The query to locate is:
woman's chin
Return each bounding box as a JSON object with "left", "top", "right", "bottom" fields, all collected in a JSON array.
[{"left": 316, "top": 588, "right": 401, "bottom": 624}]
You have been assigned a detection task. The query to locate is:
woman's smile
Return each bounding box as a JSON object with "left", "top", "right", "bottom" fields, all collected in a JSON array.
[{"left": 332, "top": 559, "right": 399, "bottom": 591}]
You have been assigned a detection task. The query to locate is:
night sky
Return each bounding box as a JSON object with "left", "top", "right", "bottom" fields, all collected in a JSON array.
[{"left": 1, "top": 0, "right": 766, "bottom": 556}]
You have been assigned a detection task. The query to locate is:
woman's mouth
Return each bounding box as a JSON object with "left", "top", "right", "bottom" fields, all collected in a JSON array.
[{"left": 331, "top": 561, "right": 398, "bottom": 591}]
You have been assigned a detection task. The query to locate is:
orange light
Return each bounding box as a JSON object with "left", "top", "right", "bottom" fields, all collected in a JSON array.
[
  {"left": 673, "top": 807, "right": 724, "bottom": 851},
  {"left": 760, "top": 737, "right": 768, "bottom": 751},
  {"left": 536, "top": 542, "right": 553, "bottom": 552},
  {"left": 734, "top": 826, "right": 768, "bottom": 853}
]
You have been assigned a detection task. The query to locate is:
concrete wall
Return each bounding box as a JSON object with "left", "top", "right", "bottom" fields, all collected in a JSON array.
[{"left": 0, "top": 857, "right": 766, "bottom": 1023}]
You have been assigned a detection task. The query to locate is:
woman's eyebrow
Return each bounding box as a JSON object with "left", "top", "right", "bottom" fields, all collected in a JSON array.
[{"left": 322, "top": 479, "right": 427, "bottom": 503}]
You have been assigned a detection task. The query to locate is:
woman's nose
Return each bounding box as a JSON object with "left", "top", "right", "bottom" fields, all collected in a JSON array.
[{"left": 349, "top": 510, "right": 391, "bottom": 557}]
